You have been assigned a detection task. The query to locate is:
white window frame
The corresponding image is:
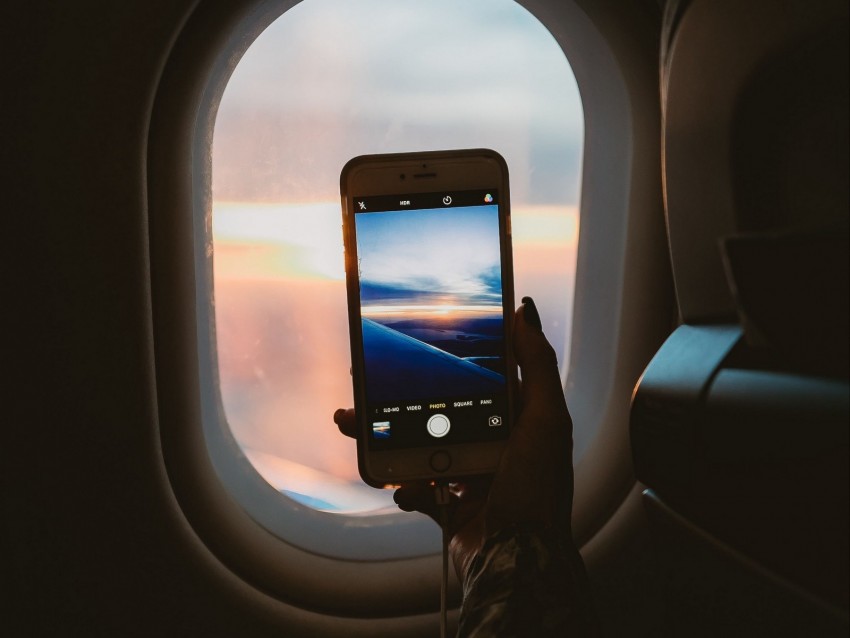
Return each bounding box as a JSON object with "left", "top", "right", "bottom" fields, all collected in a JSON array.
[{"left": 147, "top": 0, "right": 668, "bottom": 624}]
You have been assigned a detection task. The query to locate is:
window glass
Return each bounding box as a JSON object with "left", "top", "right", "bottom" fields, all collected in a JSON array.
[{"left": 212, "top": 0, "right": 583, "bottom": 513}]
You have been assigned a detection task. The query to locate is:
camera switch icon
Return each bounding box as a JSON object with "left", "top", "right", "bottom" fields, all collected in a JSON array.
[{"left": 488, "top": 415, "right": 502, "bottom": 427}]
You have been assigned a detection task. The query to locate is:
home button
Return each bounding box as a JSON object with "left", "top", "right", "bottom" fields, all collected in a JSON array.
[{"left": 429, "top": 450, "right": 451, "bottom": 473}]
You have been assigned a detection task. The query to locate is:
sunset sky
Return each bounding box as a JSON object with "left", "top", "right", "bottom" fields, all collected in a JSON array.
[
  {"left": 357, "top": 205, "right": 502, "bottom": 309},
  {"left": 210, "top": 0, "right": 583, "bottom": 513},
  {"left": 213, "top": 0, "right": 583, "bottom": 205}
]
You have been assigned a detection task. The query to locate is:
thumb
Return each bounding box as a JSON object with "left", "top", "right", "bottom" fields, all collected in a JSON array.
[{"left": 515, "top": 297, "right": 566, "bottom": 410}]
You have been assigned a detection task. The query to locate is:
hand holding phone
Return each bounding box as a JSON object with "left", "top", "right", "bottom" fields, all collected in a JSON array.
[
  {"left": 334, "top": 298, "right": 577, "bottom": 582},
  {"left": 340, "top": 149, "right": 517, "bottom": 487}
]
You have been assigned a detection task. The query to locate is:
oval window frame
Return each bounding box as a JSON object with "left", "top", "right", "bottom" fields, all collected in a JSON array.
[{"left": 147, "top": 0, "right": 667, "bottom": 619}]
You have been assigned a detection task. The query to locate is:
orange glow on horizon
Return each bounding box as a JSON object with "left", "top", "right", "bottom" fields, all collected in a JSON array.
[
  {"left": 212, "top": 202, "right": 578, "bottom": 283},
  {"left": 361, "top": 304, "right": 502, "bottom": 317},
  {"left": 211, "top": 202, "right": 578, "bottom": 513}
]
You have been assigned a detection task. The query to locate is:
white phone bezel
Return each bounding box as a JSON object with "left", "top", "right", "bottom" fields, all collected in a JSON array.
[{"left": 340, "top": 149, "right": 516, "bottom": 487}]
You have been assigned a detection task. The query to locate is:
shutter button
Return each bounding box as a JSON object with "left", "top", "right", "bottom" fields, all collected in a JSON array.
[{"left": 426, "top": 413, "right": 450, "bottom": 438}]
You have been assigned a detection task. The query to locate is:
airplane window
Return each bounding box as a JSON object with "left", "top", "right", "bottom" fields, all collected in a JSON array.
[{"left": 211, "top": 0, "right": 583, "bottom": 514}]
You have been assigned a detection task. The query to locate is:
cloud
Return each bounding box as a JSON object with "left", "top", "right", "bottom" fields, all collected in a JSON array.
[
  {"left": 213, "top": 0, "right": 584, "bottom": 204},
  {"left": 356, "top": 206, "right": 502, "bottom": 306}
]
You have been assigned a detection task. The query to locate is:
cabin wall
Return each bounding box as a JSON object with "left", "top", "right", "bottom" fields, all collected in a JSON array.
[{"left": 2, "top": 3, "right": 295, "bottom": 634}]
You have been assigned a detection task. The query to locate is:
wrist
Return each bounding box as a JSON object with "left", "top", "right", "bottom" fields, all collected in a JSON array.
[{"left": 456, "top": 523, "right": 585, "bottom": 636}]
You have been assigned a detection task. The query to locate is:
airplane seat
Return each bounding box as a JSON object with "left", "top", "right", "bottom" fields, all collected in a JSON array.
[{"left": 631, "top": 0, "right": 849, "bottom": 635}]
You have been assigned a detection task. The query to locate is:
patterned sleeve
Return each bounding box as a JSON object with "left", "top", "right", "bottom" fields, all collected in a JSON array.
[{"left": 456, "top": 524, "right": 599, "bottom": 637}]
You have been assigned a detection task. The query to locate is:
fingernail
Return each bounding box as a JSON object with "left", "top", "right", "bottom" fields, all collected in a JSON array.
[{"left": 522, "top": 296, "right": 542, "bottom": 331}]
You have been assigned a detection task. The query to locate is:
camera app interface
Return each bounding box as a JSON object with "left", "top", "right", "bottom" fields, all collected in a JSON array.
[{"left": 354, "top": 190, "right": 510, "bottom": 450}]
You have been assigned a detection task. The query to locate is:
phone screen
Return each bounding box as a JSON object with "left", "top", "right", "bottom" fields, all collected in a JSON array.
[{"left": 352, "top": 189, "right": 511, "bottom": 451}]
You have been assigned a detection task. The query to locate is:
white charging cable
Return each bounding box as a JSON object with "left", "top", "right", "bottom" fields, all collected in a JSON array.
[{"left": 434, "top": 483, "right": 452, "bottom": 638}]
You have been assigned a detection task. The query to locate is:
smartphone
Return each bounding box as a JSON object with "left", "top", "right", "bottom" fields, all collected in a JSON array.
[{"left": 340, "top": 149, "right": 517, "bottom": 487}]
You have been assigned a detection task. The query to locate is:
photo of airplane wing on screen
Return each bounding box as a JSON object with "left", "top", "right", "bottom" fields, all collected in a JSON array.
[{"left": 361, "top": 317, "right": 504, "bottom": 403}]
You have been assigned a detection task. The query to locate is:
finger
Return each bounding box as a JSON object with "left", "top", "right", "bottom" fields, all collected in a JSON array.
[
  {"left": 451, "top": 478, "right": 491, "bottom": 502},
  {"left": 393, "top": 483, "right": 440, "bottom": 524},
  {"left": 449, "top": 480, "right": 490, "bottom": 536},
  {"left": 333, "top": 408, "right": 357, "bottom": 438},
  {"left": 395, "top": 483, "right": 488, "bottom": 540},
  {"left": 515, "top": 298, "right": 567, "bottom": 412}
]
